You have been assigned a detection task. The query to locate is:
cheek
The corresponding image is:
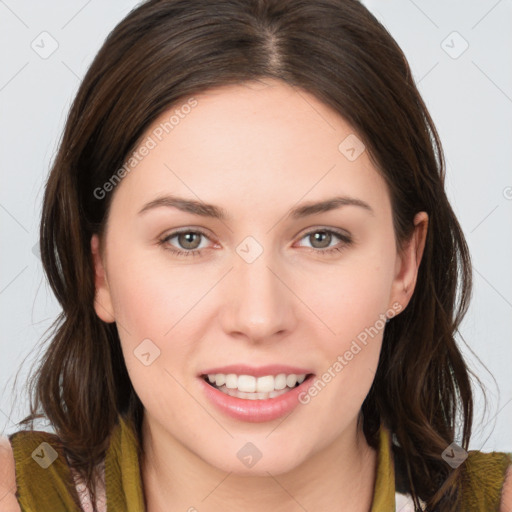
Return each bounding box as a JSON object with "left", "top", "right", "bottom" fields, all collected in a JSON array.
[
  {"left": 107, "top": 249, "right": 192, "bottom": 335},
  {"left": 311, "top": 244, "right": 396, "bottom": 346},
  {"left": 305, "top": 259, "right": 391, "bottom": 423},
  {"left": 106, "top": 253, "right": 200, "bottom": 420},
  {"left": 304, "top": 240, "right": 394, "bottom": 415}
]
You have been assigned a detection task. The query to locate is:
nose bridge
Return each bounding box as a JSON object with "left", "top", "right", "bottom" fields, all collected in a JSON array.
[{"left": 224, "top": 235, "right": 294, "bottom": 341}]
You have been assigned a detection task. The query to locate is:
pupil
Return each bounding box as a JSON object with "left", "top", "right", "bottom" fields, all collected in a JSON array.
[
  {"left": 312, "top": 231, "right": 330, "bottom": 248},
  {"left": 181, "top": 232, "right": 199, "bottom": 249}
]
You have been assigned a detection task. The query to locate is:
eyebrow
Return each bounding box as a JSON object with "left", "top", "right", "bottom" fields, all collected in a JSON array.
[{"left": 137, "top": 194, "right": 374, "bottom": 220}]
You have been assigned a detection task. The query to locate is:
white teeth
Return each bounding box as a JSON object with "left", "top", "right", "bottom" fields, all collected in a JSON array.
[
  {"left": 237, "top": 375, "right": 256, "bottom": 392},
  {"left": 286, "top": 374, "right": 297, "bottom": 387},
  {"left": 204, "top": 372, "right": 308, "bottom": 394},
  {"left": 256, "top": 375, "right": 275, "bottom": 393},
  {"left": 274, "top": 374, "right": 287, "bottom": 390},
  {"left": 221, "top": 386, "right": 291, "bottom": 400},
  {"left": 225, "top": 374, "right": 238, "bottom": 389}
]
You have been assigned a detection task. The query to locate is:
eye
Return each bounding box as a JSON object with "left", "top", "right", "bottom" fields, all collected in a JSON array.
[
  {"left": 158, "top": 229, "right": 211, "bottom": 257},
  {"left": 158, "top": 227, "right": 352, "bottom": 257},
  {"left": 295, "top": 228, "right": 352, "bottom": 256}
]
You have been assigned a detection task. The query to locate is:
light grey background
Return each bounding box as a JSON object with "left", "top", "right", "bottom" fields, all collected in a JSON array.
[{"left": 1, "top": 0, "right": 511, "bottom": 451}]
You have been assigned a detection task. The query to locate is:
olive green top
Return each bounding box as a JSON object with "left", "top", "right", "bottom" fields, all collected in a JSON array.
[{"left": 8, "top": 416, "right": 511, "bottom": 511}]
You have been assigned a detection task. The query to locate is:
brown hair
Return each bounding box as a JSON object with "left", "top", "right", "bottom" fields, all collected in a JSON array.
[{"left": 11, "top": 0, "right": 487, "bottom": 509}]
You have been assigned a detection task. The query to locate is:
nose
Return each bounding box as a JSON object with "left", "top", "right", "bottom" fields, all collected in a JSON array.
[{"left": 219, "top": 248, "right": 298, "bottom": 344}]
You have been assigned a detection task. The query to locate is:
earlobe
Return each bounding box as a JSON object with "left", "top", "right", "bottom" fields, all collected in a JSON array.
[
  {"left": 389, "top": 212, "right": 429, "bottom": 311},
  {"left": 91, "top": 233, "right": 116, "bottom": 323}
]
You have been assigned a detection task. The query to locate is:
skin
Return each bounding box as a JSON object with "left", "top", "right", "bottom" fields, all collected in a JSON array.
[{"left": 91, "top": 78, "right": 428, "bottom": 512}]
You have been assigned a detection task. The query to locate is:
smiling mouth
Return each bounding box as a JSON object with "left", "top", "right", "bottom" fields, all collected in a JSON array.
[{"left": 201, "top": 373, "right": 314, "bottom": 400}]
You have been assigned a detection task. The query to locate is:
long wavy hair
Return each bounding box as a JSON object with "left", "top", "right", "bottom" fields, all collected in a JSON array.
[{"left": 11, "top": 0, "right": 487, "bottom": 510}]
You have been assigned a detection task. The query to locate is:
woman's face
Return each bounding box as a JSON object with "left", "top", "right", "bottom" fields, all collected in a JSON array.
[{"left": 91, "top": 79, "right": 427, "bottom": 475}]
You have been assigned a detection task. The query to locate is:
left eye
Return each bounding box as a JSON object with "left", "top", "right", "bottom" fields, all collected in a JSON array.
[
  {"left": 297, "top": 229, "right": 350, "bottom": 251},
  {"left": 158, "top": 228, "right": 352, "bottom": 257},
  {"left": 160, "top": 230, "right": 208, "bottom": 256}
]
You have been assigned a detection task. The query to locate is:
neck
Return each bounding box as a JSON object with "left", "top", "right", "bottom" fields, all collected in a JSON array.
[{"left": 141, "top": 413, "right": 378, "bottom": 512}]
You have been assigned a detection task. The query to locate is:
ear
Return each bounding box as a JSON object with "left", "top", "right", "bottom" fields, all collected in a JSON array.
[
  {"left": 91, "top": 233, "right": 116, "bottom": 323},
  {"left": 388, "top": 211, "right": 429, "bottom": 313}
]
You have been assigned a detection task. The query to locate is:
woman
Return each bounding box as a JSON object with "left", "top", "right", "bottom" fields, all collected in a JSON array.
[{"left": 1, "top": 0, "right": 511, "bottom": 511}]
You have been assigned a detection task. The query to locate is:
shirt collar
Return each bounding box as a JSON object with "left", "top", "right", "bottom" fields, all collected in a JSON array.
[
  {"left": 370, "top": 422, "right": 396, "bottom": 511},
  {"left": 109, "top": 416, "right": 396, "bottom": 511}
]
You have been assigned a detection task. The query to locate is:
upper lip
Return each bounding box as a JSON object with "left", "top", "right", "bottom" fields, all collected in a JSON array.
[{"left": 199, "top": 364, "right": 314, "bottom": 378}]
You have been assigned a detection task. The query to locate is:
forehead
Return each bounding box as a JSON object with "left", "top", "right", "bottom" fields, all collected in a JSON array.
[{"left": 108, "top": 79, "right": 390, "bottom": 221}]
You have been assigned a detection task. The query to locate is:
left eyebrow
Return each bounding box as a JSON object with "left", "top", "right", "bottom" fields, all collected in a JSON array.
[
  {"left": 289, "top": 196, "right": 374, "bottom": 218},
  {"left": 137, "top": 194, "right": 374, "bottom": 220}
]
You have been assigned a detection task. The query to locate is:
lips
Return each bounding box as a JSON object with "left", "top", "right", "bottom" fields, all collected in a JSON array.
[
  {"left": 198, "top": 366, "right": 314, "bottom": 423},
  {"left": 197, "top": 364, "right": 316, "bottom": 422}
]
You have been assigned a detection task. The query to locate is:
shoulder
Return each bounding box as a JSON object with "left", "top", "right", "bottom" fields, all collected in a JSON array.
[
  {"left": 4, "top": 426, "right": 108, "bottom": 512},
  {"left": 461, "top": 449, "right": 512, "bottom": 511},
  {"left": 499, "top": 464, "right": 512, "bottom": 512},
  {"left": 2, "top": 427, "right": 75, "bottom": 511},
  {"left": 0, "top": 435, "right": 21, "bottom": 512}
]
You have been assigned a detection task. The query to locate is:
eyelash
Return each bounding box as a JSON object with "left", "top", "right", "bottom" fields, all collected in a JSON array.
[{"left": 157, "top": 228, "right": 353, "bottom": 258}]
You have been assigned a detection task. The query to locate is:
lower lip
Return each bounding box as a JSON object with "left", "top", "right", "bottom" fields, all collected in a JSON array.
[{"left": 199, "top": 375, "right": 314, "bottom": 423}]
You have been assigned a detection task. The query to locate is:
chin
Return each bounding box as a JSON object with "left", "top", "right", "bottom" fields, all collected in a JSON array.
[{"left": 198, "top": 440, "right": 309, "bottom": 476}]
